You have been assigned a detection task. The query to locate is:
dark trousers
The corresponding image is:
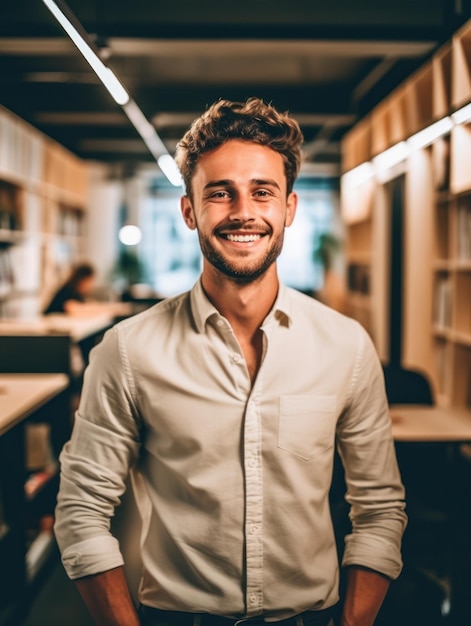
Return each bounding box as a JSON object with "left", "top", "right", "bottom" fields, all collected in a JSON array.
[{"left": 138, "top": 607, "right": 335, "bottom": 626}]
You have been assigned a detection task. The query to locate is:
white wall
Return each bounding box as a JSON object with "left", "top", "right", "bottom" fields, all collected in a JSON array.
[{"left": 85, "top": 163, "right": 123, "bottom": 289}]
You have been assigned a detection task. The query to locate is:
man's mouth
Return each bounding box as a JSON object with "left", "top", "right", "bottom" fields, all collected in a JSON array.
[{"left": 223, "top": 233, "right": 262, "bottom": 243}]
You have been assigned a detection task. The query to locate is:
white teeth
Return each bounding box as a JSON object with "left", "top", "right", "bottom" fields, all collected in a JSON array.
[{"left": 226, "top": 234, "right": 261, "bottom": 242}]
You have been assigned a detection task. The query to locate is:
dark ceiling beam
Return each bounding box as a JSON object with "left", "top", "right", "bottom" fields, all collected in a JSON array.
[
  {"left": 34, "top": 111, "right": 129, "bottom": 125},
  {"left": 351, "top": 57, "right": 400, "bottom": 104},
  {"left": 0, "top": 37, "right": 436, "bottom": 58}
]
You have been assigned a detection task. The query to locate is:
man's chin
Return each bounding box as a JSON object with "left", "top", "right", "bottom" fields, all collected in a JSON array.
[{"left": 210, "top": 260, "right": 273, "bottom": 284}]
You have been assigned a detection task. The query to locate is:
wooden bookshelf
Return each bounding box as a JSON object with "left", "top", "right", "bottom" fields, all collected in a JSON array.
[
  {"left": 405, "top": 64, "right": 434, "bottom": 135},
  {"left": 342, "top": 18, "right": 471, "bottom": 410},
  {"left": 0, "top": 106, "right": 89, "bottom": 319},
  {"left": 433, "top": 46, "right": 452, "bottom": 120},
  {"left": 452, "top": 20, "right": 471, "bottom": 109}
]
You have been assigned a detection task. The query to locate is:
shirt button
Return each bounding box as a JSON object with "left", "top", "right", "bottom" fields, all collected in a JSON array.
[
  {"left": 247, "top": 458, "right": 258, "bottom": 468},
  {"left": 249, "top": 594, "right": 258, "bottom": 605},
  {"left": 250, "top": 524, "right": 260, "bottom": 533},
  {"left": 217, "top": 320, "right": 224, "bottom": 327},
  {"left": 232, "top": 353, "right": 241, "bottom": 363}
]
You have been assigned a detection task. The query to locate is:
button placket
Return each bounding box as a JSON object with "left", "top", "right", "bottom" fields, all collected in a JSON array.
[{"left": 243, "top": 397, "right": 264, "bottom": 616}]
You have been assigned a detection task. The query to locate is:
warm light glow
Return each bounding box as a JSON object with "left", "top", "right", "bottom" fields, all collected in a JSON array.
[
  {"left": 407, "top": 117, "right": 453, "bottom": 150},
  {"left": 372, "top": 141, "right": 409, "bottom": 173},
  {"left": 342, "top": 162, "right": 374, "bottom": 187},
  {"left": 42, "top": 0, "right": 129, "bottom": 105},
  {"left": 119, "top": 225, "right": 142, "bottom": 246},
  {"left": 343, "top": 103, "right": 471, "bottom": 185},
  {"left": 451, "top": 102, "right": 471, "bottom": 125},
  {"left": 158, "top": 154, "right": 184, "bottom": 187}
]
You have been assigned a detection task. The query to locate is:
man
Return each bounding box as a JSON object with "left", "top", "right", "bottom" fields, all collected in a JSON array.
[{"left": 54, "top": 98, "right": 407, "bottom": 626}]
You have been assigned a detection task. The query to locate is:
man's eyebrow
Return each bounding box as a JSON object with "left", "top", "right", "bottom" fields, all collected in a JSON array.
[
  {"left": 252, "top": 178, "right": 281, "bottom": 190},
  {"left": 203, "top": 179, "right": 233, "bottom": 191},
  {"left": 203, "top": 179, "right": 281, "bottom": 191}
]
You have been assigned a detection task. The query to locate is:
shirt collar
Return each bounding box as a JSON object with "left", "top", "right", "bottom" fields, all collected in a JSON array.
[{"left": 190, "top": 277, "right": 292, "bottom": 334}]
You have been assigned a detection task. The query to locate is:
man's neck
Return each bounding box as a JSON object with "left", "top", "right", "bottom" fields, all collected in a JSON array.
[{"left": 201, "top": 265, "right": 279, "bottom": 334}]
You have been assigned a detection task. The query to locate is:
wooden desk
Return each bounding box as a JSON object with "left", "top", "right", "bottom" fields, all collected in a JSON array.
[
  {"left": 0, "top": 373, "right": 69, "bottom": 436},
  {"left": 390, "top": 405, "right": 471, "bottom": 442},
  {"left": 390, "top": 404, "right": 471, "bottom": 625},
  {"left": 0, "top": 310, "right": 125, "bottom": 342}
]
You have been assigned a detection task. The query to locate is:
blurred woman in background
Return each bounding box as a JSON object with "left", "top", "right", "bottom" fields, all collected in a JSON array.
[{"left": 43, "top": 263, "right": 95, "bottom": 315}]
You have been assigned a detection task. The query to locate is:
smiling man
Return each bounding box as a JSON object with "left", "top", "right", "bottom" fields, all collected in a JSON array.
[{"left": 54, "top": 98, "right": 406, "bottom": 626}]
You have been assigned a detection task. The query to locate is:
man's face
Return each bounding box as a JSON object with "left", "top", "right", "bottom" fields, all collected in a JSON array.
[{"left": 181, "top": 139, "right": 297, "bottom": 284}]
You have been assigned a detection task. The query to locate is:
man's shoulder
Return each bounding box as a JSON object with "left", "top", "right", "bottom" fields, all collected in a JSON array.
[
  {"left": 113, "top": 291, "right": 191, "bottom": 335},
  {"left": 285, "top": 285, "right": 369, "bottom": 350},
  {"left": 287, "top": 286, "right": 359, "bottom": 328}
]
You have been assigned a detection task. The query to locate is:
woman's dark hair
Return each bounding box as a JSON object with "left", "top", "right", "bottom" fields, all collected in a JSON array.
[
  {"left": 175, "top": 97, "right": 304, "bottom": 198},
  {"left": 64, "top": 263, "right": 95, "bottom": 290}
]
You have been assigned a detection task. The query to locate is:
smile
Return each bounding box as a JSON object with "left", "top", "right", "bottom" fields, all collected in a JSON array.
[{"left": 224, "top": 233, "right": 262, "bottom": 242}]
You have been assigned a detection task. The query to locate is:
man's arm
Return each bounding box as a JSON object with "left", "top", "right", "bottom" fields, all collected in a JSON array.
[
  {"left": 75, "top": 566, "right": 141, "bottom": 626},
  {"left": 340, "top": 566, "right": 390, "bottom": 626}
]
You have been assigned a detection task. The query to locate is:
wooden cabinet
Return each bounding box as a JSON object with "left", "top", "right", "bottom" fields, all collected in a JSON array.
[
  {"left": 0, "top": 106, "right": 88, "bottom": 319},
  {"left": 341, "top": 18, "right": 471, "bottom": 410}
]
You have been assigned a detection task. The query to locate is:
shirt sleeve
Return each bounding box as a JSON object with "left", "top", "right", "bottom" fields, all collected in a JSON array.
[
  {"left": 337, "top": 325, "right": 407, "bottom": 580},
  {"left": 54, "top": 326, "right": 142, "bottom": 579}
]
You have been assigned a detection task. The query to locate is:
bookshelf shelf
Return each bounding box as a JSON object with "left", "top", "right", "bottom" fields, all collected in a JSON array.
[
  {"left": 432, "top": 325, "right": 452, "bottom": 339},
  {"left": 453, "top": 330, "right": 471, "bottom": 347},
  {"left": 0, "top": 105, "right": 88, "bottom": 319},
  {"left": 432, "top": 260, "right": 452, "bottom": 271}
]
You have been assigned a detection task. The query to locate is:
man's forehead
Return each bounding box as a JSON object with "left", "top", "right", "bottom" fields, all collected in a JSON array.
[{"left": 192, "top": 140, "right": 286, "bottom": 181}]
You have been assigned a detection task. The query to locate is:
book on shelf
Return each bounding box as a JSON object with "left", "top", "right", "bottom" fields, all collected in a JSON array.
[
  {"left": 435, "top": 340, "right": 449, "bottom": 398},
  {"left": 0, "top": 248, "right": 14, "bottom": 299},
  {"left": 434, "top": 276, "right": 452, "bottom": 328},
  {"left": 347, "top": 263, "right": 371, "bottom": 295},
  {"left": 457, "top": 201, "right": 471, "bottom": 262}
]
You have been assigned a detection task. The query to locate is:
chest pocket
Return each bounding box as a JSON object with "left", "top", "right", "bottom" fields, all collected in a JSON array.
[{"left": 278, "top": 395, "right": 337, "bottom": 461}]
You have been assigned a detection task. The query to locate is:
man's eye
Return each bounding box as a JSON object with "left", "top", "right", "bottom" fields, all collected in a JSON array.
[
  {"left": 255, "top": 189, "right": 270, "bottom": 197},
  {"left": 210, "top": 191, "right": 230, "bottom": 198}
]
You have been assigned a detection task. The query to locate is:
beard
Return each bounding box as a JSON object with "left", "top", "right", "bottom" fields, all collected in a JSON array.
[{"left": 197, "top": 228, "right": 285, "bottom": 284}]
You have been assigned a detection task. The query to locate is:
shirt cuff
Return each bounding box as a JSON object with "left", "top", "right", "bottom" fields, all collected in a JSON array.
[
  {"left": 342, "top": 533, "right": 403, "bottom": 580},
  {"left": 59, "top": 534, "right": 124, "bottom": 579}
]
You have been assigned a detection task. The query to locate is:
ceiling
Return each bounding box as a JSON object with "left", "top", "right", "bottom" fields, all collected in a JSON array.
[{"left": 1, "top": 1, "right": 470, "bottom": 178}]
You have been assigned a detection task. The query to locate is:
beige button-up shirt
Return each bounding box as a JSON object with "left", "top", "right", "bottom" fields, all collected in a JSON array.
[{"left": 55, "top": 279, "right": 406, "bottom": 620}]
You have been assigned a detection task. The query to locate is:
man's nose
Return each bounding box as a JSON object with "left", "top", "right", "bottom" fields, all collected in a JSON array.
[{"left": 228, "top": 194, "right": 254, "bottom": 222}]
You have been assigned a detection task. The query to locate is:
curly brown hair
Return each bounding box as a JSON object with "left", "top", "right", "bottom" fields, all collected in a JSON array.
[{"left": 175, "top": 97, "right": 304, "bottom": 198}]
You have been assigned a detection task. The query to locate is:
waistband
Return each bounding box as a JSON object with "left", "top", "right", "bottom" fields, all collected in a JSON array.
[{"left": 138, "top": 606, "right": 336, "bottom": 626}]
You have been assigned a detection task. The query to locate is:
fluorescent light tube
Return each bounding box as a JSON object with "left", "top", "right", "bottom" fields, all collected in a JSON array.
[
  {"left": 373, "top": 141, "right": 409, "bottom": 173},
  {"left": 158, "top": 154, "right": 184, "bottom": 187},
  {"left": 451, "top": 103, "right": 471, "bottom": 125},
  {"left": 123, "top": 101, "right": 165, "bottom": 146},
  {"left": 407, "top": 117, "right": 453, "bottom": 150},
  {"left": 42, "top": 0, "right": 129, "bottom": 105}
]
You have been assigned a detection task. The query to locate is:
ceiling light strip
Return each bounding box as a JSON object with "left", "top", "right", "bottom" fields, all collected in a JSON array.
[
  {"left": 42, "top": 0, "right": 129, "bottom": 105},
  {"left": 41, "top": 0, "right": 182, "bottom": 186}
]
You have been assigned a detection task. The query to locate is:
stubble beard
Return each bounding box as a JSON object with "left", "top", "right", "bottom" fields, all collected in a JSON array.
[{"left": 198, "top": 230, "right": 285, "bottom": 285}]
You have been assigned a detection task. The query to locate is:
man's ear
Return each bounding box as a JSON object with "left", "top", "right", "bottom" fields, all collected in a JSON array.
[
  {"left": 181, "top": 196, "right": 197, "bottom": 230},
  {"left": 285, "top": 191, "right": 298, "bottom": 228}
]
